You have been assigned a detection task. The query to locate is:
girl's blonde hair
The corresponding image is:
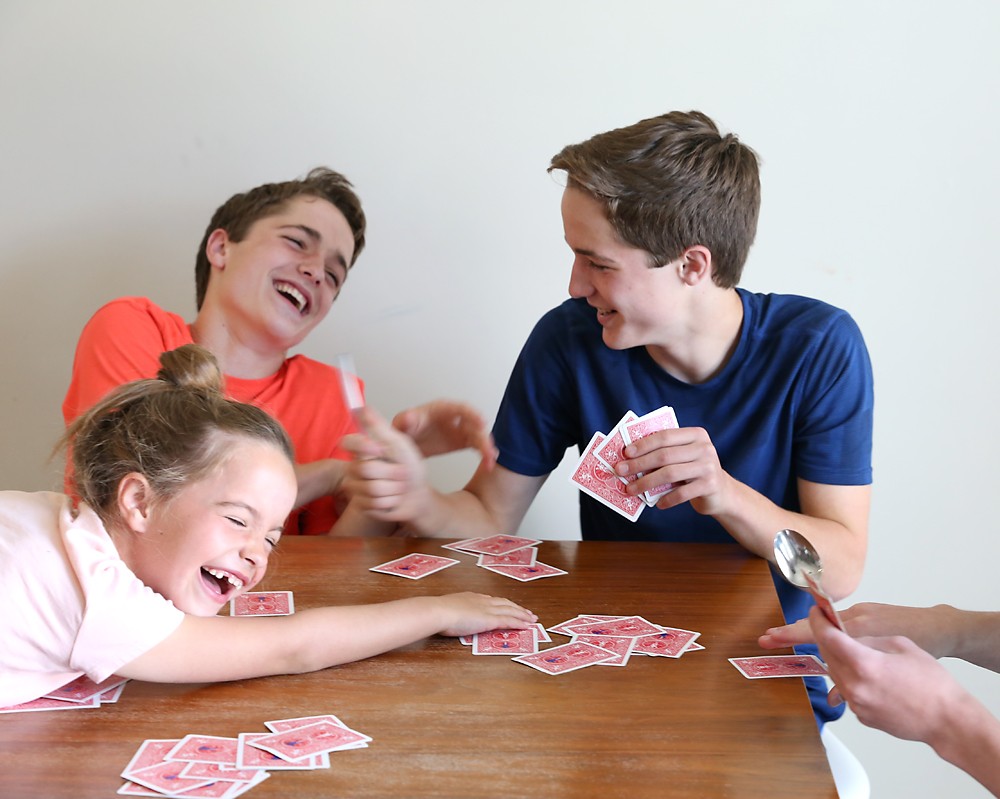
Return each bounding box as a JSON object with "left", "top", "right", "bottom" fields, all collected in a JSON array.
[{"left": 61, "top": 344, "right": 293, "bottom": 524}]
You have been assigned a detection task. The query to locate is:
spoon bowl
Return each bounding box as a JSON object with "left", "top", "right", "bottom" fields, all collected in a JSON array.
[{"left": 772, "top": 529, "right": 845, "bottom": 631}]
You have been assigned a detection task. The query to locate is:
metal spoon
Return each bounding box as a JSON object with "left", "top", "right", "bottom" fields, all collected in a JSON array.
[{"left": 772, "top": 529, "right": 846, "bottom": 632}]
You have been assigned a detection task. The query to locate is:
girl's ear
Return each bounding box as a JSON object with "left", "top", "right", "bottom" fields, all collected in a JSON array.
[{"left": 117, "top": 473, "right": 154, "bottom": 533}]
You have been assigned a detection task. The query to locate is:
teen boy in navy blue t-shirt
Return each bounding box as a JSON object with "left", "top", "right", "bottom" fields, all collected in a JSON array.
[{"left": 344, "top": 111, "right": 874, "bottom": 726}]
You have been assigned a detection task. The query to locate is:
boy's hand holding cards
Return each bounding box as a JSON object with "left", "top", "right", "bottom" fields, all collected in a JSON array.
[{"left": 569, "top": 405, "right": 679, "bottom": 522}]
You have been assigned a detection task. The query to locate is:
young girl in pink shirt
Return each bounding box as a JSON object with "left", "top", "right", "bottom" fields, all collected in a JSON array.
[{"left": 0, "top": 344, "right": 534, "bottom": 707}]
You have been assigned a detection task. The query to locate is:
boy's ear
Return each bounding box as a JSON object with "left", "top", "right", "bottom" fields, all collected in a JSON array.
[
  {"left": 117, "top": 473, "right": 154, "bottom": 533},
  {"left": 678, "top": 245, "right": 713, "bottom": 286},
  {"left": 205, "top": 228, "right": 231, "bottom": 270}
]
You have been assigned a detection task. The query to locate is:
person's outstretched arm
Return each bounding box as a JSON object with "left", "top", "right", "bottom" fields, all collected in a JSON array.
[
  {"left": 760, "top": 602, "right": 1000, "bottom": 672},
  {"left": 119, "top": 592, "right": 536, "bottom": 683},
  {"left": 807, "top": 606, "right": 1000, "bottom": 796}
]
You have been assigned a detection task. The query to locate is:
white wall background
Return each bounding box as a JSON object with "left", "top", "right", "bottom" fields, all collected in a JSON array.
[{"left": 2, "top": 2, "right": 998, "bottom": 795}]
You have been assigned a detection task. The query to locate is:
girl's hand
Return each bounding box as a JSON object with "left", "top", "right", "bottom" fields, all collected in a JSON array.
[{"left": 432, "top": 592, "right": 537, "bottom": 638}]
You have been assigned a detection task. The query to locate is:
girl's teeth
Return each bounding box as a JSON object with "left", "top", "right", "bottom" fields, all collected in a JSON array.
[{"left": 206, "top": 568, "right": 244, "bottom": 590}]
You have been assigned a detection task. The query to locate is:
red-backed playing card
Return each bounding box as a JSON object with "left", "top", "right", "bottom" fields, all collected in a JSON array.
[
  {"left": 459, "top": 534, "right": 542, "bottom": 555},
  {"left": 570, "top": 635, "right": 635, "bottom": 666},
  {"left": 248, "top": 720, "right": 371, "bottom": 759},
  {"left": 369, "top": 553, "right": 459, "bottom": 579},
  {"left": 230, "top": 591, "right": 294, "bottom": 617},
  {"left": 569, "top": 433, "right": 645, "bottom": 522},
  {"left": 729, "top": 654, "right": 828, "bottom": 679},
  {"left": 472, "top": 628, "right": 538, "bottom": 655},
  {"left": 477, "top": 562, "right": 567, "bottom": 582},
  {"left": 632, "top": 628, "right": 700, "bottom": 657},
  {"left": 477, "top": 547, "right": 538, "bottom": 567},
  {"left": 562, "top": 615, "right": 662, "bottom": 638},
  {"left": 512, "top": 642, "right": 618, "bottom": 675}
]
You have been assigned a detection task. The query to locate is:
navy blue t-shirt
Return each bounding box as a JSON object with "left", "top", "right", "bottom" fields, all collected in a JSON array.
[{"left": 492, "top": 290, "right": 874, "bottom": 725}]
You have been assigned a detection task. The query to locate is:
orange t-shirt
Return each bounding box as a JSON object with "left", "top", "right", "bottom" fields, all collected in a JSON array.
[{"left": 63, "top": 297, "right": 357, "bottom": 535}]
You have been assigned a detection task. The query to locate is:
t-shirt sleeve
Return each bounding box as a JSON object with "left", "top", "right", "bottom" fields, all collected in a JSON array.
[
  {"left": 62, "top": 298, "right": 181, "bottom": 425},
  {"left": 794, "top": 311, "right": 874, "bottom": 485},
  {"left": 493, "top": 308, "right": 580, "bottom": 476},
  {"left": 60, "top": 504, "right": 185, "bottom": 682}
]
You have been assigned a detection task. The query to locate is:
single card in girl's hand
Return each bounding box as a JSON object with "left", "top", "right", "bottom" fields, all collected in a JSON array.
[
  {"left": 369, "top": 553, "right": 459, "bottom": 579},
  {"left": 230, "top": 590, "right": 295, "bottom": 616},
  {"left": 728, "top": 654, "right": 828, "bottom": 679}
]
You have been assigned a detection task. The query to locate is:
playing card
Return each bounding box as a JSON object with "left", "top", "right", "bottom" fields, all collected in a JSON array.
[
  {"left": 569, "top": 432, "right": 645, "bottom": 522},
  {"left": 0, "top": 695, "right": 101, "bottom": 713},
  {"left": 230, "top": 591, "right": 294, "bottom": 617},
  {"left": 477, "top": 547, "right": 538, "bottom": 567},
  {"left": 100, "top": 681, "right": 129, "bottom": 703},
  {"left": 595, "top": 411, "right": 638, "bottom": 484},
  {"left": 477, "top": 561, "right": 568, "bottom": 582},
  {"left": 472, "top": 628, "right": 538, "bottom": 655},
  {"left": 532, "top": 622, "right": 552, "bottom": 643},
  {"left": 44, "top": 674, "right": 129, "bottom": 703},
  {"left": 570, "top": 635, "right": 635, "bottom": 666},
  {"left": 441, "top": 537, "right": 485, "bottom": 553},
  {"left": 248, "top": 719, "right": 371, "bottom": 759},
  {"left": 546, "top": 615, "right": 617, "bottom": 636},
  {"left": 236, "top": 733, "right": 324, "bottom": 770},
  {"left": 124, "top": 761, "right": 214, "bottom": 795},
  {"left": 369, "top": 553, "right": 460, "bottom": 579},
  {"left": 562, "top": 615, "right": 663, "bottom": 638},
  {"left": 264, "top": 714, "right": 347, "bottom": 732},
  {"left": 512, "top": 642, "right": 619, "bottom": 675},
  {"left": 622, "top": 406, "right": 680, "bottom": 504},
  {"left": 458, "top": 534, "right": 542, "bottom": 555},
  {"left": 622, "top": 406, "right": 679, "bottom": 446},
  {"left": 729, "top": 654, "right": 829, "bottom": 679},
  {"left": 181, "top": 761, "right": 261, "bottom": 782},
  {"left": 121, "top": 739, "right": 183, "bottom": 778},
  {"left": 631, "top": 628, "right": 701, "bottom": 658},
  {"left": 167, "top": 735, "right": 240, "bottom": 764}
]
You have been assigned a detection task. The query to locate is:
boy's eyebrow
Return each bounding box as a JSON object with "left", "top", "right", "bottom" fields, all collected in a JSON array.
[
  {"left": 568, "top": 242, "right": 619, "bottom": 265},
  {"left": 280, "top": 224, "right": 349, "bottom": 271}
]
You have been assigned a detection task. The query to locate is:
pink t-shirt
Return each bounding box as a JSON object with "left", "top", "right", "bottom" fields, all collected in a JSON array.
[{"left": 0, "top": 491, "right": 185, "bottom": 706}]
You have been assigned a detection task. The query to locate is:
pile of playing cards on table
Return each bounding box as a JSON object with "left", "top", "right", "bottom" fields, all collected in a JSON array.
[
  {"left": 0, "top": 674, "right": 130, "bottom": 714},
  {"left": 369, "top": 535, "right": 568, "bottom": 582},
  {"left": 569, "top": 406, "right": 679, "bottom": 522},
  {"left": 117, "top": 714, "right": 371, "bottom": 797},
  {"left": 461, "top": 614, "right": 704, "bottom": 674}
]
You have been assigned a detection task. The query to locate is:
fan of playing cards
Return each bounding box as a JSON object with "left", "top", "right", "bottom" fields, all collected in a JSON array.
[{"left": 569, "top": 406, "right": 679, "bottom": 522}]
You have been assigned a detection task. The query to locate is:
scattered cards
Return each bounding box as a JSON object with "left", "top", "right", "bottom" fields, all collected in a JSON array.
[
  {"left": 118, "top": 713, "right": 371, "bottom": 796},
  {"left": 459, "top": 612, "right": 705, "bottom": 676},
  {"left": 569, "top": 406, "right": 680, "bottom": 521},
  {"left": 0, "top": 675, "right": 130, "bottom": 714},
  {"left": 441, "top": 537, "right": 567, "bottom": 582}
]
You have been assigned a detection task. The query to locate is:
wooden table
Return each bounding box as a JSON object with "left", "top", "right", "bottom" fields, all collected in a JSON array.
[{"left": 1, "top": 537, "right": 836, "bottom": 798}]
